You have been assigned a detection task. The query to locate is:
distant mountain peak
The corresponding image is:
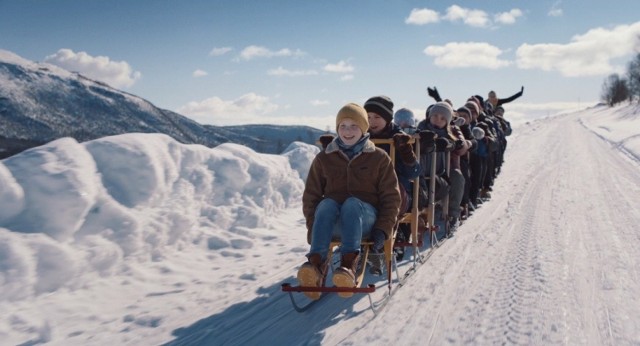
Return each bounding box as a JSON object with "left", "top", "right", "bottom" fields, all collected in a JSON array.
[{"left": 0, "top": 49, "right": 325, "bottom": 159}]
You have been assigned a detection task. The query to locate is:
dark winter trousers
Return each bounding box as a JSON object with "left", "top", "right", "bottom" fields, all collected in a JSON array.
[
  {"left": 483, "top": 152, "right": 496, "bottom": 189},
  {"left": 448, "top": 168, "right": 465, "bottom": 218},
  {"left": 496, "top": 139, "right": 507, "bottom": 174},
  {"left": 460, "top": 157, "right": 471, "bottom": 206},
  {"left": 469, "top": 154, "right": 486, "bottom": 204}
]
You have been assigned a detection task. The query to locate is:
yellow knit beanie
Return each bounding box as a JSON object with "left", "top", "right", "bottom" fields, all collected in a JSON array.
[{"left": 335, "top": 103, "right": 369, "bottom": 134}]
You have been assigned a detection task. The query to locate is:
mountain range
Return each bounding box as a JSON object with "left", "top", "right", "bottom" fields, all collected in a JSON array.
[{"left": 0, "top": 50, "right": 326, "bottom": 159}]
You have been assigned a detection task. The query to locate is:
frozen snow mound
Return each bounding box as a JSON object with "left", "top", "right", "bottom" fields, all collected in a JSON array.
[
  {"left": 282, "top": 141, "right": 320, "bottom": 181},
  {"left": 0, "top": 133, "right": 307, "bottom": 301}
]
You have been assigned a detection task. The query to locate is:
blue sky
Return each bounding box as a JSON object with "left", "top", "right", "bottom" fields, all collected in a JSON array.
[{"left": 2, "top": 0, "right": 640, "bottom": 130}]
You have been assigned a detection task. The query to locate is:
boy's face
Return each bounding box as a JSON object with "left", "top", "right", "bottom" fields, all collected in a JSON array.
[
  {"left": 367, "top": 112, "right": 388, "bottom": 135},
  {"left": 337, "top": 118, "right": 363, "bottom": 146}
]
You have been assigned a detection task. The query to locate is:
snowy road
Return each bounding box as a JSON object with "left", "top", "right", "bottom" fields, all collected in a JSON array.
[
  {"left": 338, "top": 111, "right": 640, "bottom": 345},
  {"left": 6, "top": 107, "right": 634, "bottom": 345},
  {"left": 167, "top": 110, "right": 640, "bottom": 346}
]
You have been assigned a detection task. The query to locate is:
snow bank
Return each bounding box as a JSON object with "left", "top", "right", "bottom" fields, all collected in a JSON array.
[
  {"left": 580, "top": 103, "right": 640, "bottom": 161},
  {"left": 0, "top": 133, "right": 309, "bottom": 302},
  {"left": 282, "top": 141, "right": 320, "bottom": 181}
]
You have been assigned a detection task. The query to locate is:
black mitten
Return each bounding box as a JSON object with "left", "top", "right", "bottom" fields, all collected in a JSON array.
[
  {"left": 393, "top": 133, "right": 416, "bottom": 165},
  {"left": 435, "top": 137, "right": 453, "bottom": 152},
  {"left": 419, "top": 130, "right": 437, "bottom": 153},
  {"left": 454, "top": 139, "right": 464, "bottom": 150},
  {"left": 370, "top": 228, "right": 387, "bottom": 252},
  {"left": 318, "top": 134, "right": 334, "bottom": 149}
]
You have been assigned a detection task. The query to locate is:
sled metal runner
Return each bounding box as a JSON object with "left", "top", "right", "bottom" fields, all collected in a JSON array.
[{"left": 282, "top": 135, "right": 451, "bottom": 314}]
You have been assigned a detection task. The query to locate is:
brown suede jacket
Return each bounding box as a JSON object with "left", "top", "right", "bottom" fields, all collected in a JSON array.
[{"left": 302, "top": 138, "right": 401, "bottom": 244}]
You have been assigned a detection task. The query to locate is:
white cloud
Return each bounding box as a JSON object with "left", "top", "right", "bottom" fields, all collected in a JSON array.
[
  {"left": 44, "top": 49, "right": 141, "bottom": 88},
  {"left": 267, "top": 66, "right": 318, "bottom": 77},
  {"left": 177, "top": 93, "right": 279, "bottom": 124},
  {"left": 444, "top": 5, "right": 490, "bottom": 28},
  {"left": 409, "top": 6, "right": 522, "bottom": 28},
  {"left": 516, "top": 21, "right": 640, "bottom": 77},
  {"left": 405, "top": 8, "right": 440, "bottom": 25},
  {"left": 324, "top": 60, "right": 354, "bottom": 73},
  {"left": 192, "top": 69, "right": 208, "bottom": 78},
  {"left": 310, "top": 99, "right": 329, "bottom": 106},
  {"left": 548, "top": 8, "right": 563, "bottom": 17},
  {"left": 209, "top": 47, "right": 233, "bottom": 56},
  {"left": 548, "top": 1, "right": 563, "bottom": 17},
  {"left": 494, "top": 9, "right": 523, "bottom": 25},
  {"left": 424, "top": 42, "right": 511, "bottom": 69},
  {"left": 238, "top": 45, "right": 305, "bottom": 61},
  {"left": 340, "top": 74, "right": 354, "bottom": 81}
]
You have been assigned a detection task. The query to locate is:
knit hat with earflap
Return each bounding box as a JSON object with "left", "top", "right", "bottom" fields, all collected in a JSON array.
[
  {"left": 428, "top": 101, "right": 454, "bottom": 124},
  {"left": 464, "top": 101, "right": 480, "bottom": 117},
  {"left": 336, "top": 103, "right": 369, "bottom": 134},
  {"left": 364, "top": 95, "right": 394, "bottom": 123}
]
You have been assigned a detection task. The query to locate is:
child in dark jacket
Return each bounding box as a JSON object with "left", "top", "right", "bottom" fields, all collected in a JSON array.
[
  {"left": 364, "top": 96, "right": 421, "bottom": 274},
  {"left": 417, "top": 102, "right": 471, "bottom": 233}
]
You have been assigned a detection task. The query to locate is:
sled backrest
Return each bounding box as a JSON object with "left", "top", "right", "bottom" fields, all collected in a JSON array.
[{"left": 358, "top": 136, "right": 435, "bottom": 278}]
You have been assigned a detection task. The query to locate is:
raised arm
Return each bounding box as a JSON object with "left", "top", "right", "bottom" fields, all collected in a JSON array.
[
  {"left": 497, "top": 86, "right": 524, "bottom": 106},
  {"left": 427, "top": 86, "right": 443, "bottom": 102}
]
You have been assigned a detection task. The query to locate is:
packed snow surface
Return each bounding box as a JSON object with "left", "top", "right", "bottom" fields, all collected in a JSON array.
[{"left": 1, "top": 104, "right": 639, "bottom": 345}]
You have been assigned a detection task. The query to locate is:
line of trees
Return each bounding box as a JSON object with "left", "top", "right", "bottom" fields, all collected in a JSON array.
[{"left": 601, "top": 52, "right": 640, "bottom": 106}]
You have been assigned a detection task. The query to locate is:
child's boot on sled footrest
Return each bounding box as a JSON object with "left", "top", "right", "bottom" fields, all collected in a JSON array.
[
  {"left": 368, "top": 249, "right": 385, "bottom": 276},
  {"left": 297, "top": 253, "right": 328, "bottom": 300},
  {"left": 332, "top": 252, "right": 360, "bottom": 298}
]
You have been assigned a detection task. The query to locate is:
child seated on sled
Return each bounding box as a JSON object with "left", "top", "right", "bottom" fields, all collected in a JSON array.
[
  {"left": 298, "top": 103, "right": 402, "bottom": 300},
  {"left": 393, "top": 107, "right": 418, "bottom": 135},
  {"left": 418, "top": 102, "right": 469, "bottom": 236},
  {"left": 364, "top": 96, "right": 421, "bottom": 272}
]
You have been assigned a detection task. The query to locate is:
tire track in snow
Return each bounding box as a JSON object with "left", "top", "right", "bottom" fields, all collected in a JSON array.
[{"left": 464, "top": 153, "right": 562, "bottom": 345}]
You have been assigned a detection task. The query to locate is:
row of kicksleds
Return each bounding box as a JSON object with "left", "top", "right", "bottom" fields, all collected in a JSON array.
[{"left": 282, "top": 132, "right": 480, "bottom": 313}]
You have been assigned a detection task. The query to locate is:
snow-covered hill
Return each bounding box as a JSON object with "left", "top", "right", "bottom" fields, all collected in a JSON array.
[
  {"left": 0, "top": 49, "right": 326, "bottom": 158},
  {"left": 0, "top": 104, "right": 639, "bottom": 345}
]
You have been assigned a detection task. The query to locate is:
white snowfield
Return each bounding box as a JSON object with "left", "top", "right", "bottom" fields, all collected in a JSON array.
[{"left": 0, "top": 104, "right": 639, "bottom": 345}]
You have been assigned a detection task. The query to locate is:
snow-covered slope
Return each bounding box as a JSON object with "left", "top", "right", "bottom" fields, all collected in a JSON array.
[
  {"left": 0, "top": 49, "right": 326, "bottom": 158},
  {"left": 1, "top": 104, "right": 639, "bottom": 345}
]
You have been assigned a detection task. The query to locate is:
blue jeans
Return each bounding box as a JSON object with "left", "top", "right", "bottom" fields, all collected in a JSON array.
[{"left": 309, "top": 197, "right": 378, "bottom": 259}]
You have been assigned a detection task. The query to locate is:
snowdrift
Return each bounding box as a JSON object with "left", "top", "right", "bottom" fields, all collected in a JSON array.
[{"left": 0, "top": 133, "right": 316, "bottom": 302}]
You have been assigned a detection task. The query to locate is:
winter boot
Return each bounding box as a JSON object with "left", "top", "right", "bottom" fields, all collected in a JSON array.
[
  {"left": 332, "top": 252, "right": 360, "bottom": 298},
  {"left": 297, "top": 253, "right": 328, "bottom": 300},
  {"left": 394, "top": 246, "right": 405, "bottom": 262},
  {"left": 480, "top": 188, "right": 492, "bottom": 199},
  {"left": 368, "top": 248, "right": 385, "bottom": 276},
  {"left": 460, "top": 204, "right": 468, "bottom": 220},
  {"left": 393, "top": 224, "right": 410, "bottom": 261},
  {"left": 447, "top": 217, "right": 459, "bottom": 238}
]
